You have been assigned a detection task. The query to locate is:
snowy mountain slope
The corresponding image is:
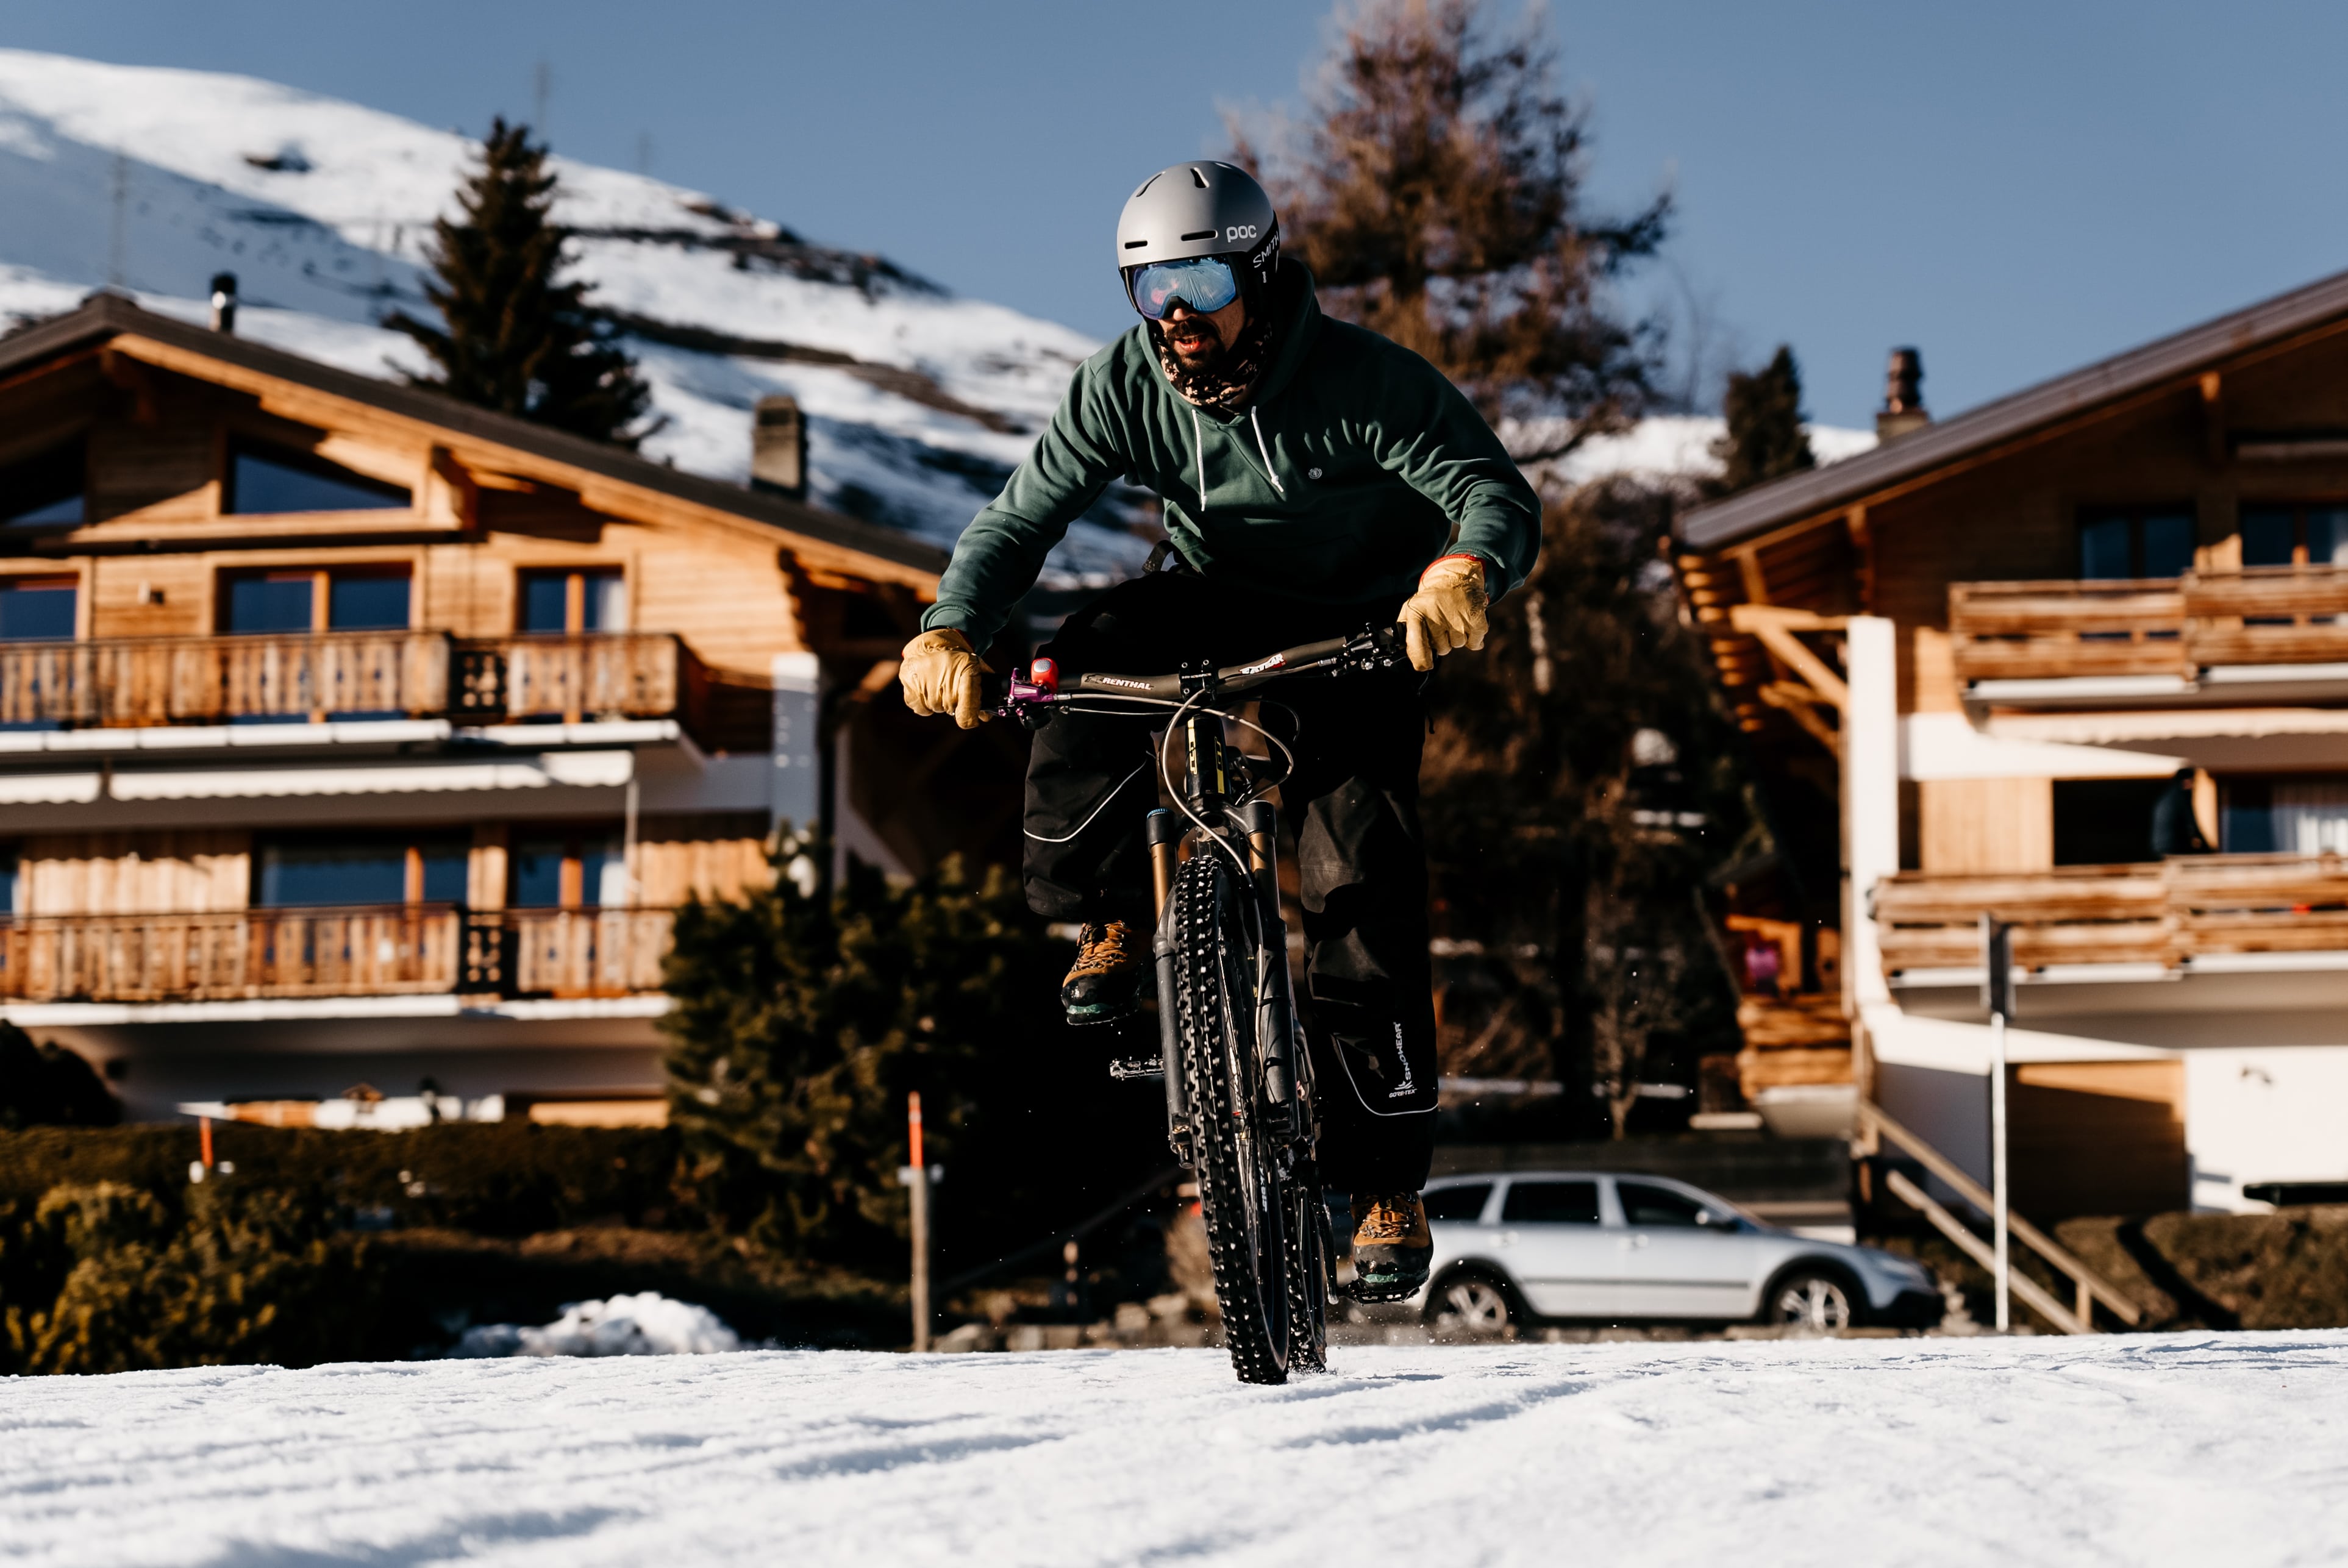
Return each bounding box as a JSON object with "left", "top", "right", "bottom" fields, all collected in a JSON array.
[
  {"left": 4, "top": 1335, "right": 2344, "bottom": 1566},
  {"left": 0, "top": 49, "right": 1143, "bottom": 582},
  {"left": 0, "top": 50, "right": 1870, "bottom": 590}
]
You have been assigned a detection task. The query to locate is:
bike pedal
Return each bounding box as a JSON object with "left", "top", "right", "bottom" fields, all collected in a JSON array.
[
  {"left": 1343, "top": 1278, "right": 1427, "bottom": 1305},
  {"left": 1107, "top": 1055, "right": 1165, "bottom": 1082}
]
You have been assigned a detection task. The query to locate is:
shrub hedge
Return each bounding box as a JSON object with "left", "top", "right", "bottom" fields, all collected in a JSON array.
[{"left": 0, "top": 1124, "right": 694, "bottom": 1237}]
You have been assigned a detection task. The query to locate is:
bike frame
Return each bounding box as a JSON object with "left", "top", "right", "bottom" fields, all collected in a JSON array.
[{"left": 988, "top": 623, "right": 1410, "bottom": 1166}]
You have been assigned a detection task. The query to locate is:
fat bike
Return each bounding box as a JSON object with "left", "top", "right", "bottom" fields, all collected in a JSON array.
[{"left": 988, "top": 624, "right": 1413, "bottom": 1384}]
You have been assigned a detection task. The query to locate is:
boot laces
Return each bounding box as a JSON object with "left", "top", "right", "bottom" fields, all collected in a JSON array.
[
  {"left": 1069, "top": 920, "right": 1138, "bottom": 980},
  {"left": 1353, "top": 1193, "right": 1421, "bottom": 1243}
]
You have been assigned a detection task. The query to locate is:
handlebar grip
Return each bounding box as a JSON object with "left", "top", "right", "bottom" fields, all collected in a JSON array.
[{"left": 978, "top": 671, "right": 1009, "bottom": 708}]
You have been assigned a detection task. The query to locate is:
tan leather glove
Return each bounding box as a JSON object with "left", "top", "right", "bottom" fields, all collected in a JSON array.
[
  {"left": 899, "top": 627, "right": 992, "bottom": 729},
  {"left": 1398, "top": 554, "right": 1488, "bottom": 672}
]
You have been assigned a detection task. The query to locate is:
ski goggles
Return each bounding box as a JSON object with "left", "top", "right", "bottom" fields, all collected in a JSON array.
[{"left": 1123, "top": 255, "right": 1241, "bottom": 321}]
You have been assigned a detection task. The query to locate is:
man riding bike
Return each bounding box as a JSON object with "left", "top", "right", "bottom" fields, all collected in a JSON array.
[{"left": 901, "top": 162, "right": 1539, "bottom": 1300}]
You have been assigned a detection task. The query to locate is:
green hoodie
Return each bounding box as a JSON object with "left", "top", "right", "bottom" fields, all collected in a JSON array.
[{"left": 921, "top": 262, "right": 1541, "bottom": 647}]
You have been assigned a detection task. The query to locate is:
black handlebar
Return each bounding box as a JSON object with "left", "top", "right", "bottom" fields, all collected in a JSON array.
[{"left": 979, "top": 623, "right": 1411, "bottom": 715}]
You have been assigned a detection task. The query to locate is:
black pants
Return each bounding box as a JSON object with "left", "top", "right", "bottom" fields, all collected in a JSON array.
[{"left": 1024, "top": 572, "right": 1438, "bottom": 1196}]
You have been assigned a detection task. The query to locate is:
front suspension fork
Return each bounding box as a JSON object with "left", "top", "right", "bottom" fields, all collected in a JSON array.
[
  {"left": 1234, "top": 798, "right": 1304, "bottom": 1133},
  {"left": 1147, "top": 808, "right": 1190, "bottom": 1164}
]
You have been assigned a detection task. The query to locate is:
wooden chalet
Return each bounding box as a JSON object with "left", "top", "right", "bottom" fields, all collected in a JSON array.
[
  {"left": 1679, "top": 266, "right": 2348, "bottom": 1227},
  {"left": 0, "top": 291, "right": 1021, "bottom": 1123}
]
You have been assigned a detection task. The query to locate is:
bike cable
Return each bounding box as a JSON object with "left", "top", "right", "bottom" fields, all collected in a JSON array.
[{"left": 1020, "top": 758, "right": 1151, "bottom": 845}]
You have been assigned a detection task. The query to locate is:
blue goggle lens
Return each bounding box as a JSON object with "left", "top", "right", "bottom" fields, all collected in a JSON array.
[{"left": 1126, "top": 256, "right": 1241, "bottom": 321}]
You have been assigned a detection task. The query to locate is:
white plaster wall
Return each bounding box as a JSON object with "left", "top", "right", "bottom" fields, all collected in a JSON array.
[
  {"left": 1865, "top": 1002, "right": 2348, "bottom": 1213},
  {"left": 2185, "top": 1047, "right": 2348, "bottom": 1211}
]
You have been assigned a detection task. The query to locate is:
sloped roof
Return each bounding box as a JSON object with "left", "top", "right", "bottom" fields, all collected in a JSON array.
[
  {"left": 0, "top": 291, "right": 951, "bottom": 576},
  {"left": 1681, "top": 265, "right": 2348, "bottom": 552}
]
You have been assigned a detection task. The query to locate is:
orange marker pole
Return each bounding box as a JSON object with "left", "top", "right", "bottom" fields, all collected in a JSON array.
[
  {"left": 199, "top": 1116, "right": 214, "bottom": 1171},
  {"left": 905, "top": 1092, "right": 930, "bottom": 1352}
]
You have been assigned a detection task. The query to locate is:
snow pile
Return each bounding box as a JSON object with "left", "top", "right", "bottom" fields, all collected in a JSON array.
[
  {"left": 0, "top": 49, "right": 1143, "bottom": 585},
  {"left": 451, "top": 1292, "right": 742, "bottom": 1358},
  {"left": 5, "top": 1335, "right": 2346, "bottom": 1565}
]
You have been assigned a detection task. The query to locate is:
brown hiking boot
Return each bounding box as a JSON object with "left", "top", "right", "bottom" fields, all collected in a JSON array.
[
  {"left": 1060, "top": 920, "right": 1145, "bottom": 1025},
  {"left": 1350, "top": 1191, "right": 1433, "bottom": 1302}
]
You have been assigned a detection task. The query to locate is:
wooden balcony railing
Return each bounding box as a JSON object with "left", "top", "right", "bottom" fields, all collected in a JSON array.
[
  {"left": 453, "top": 633, "right": 712, "bottom": 730},
  {"left": 1949, "top": 580, "right": 2186, "bottom": 682},
  {"left": 0, "top": 630, "right": 716, "bottom": 740},
  {"left": 0, "top": 906, "right": 674, "bottom": 1003},
  {"left": 1951, "top": 566, "right": 2348, "bottom": 683},
  {"left": 0, "top": 631, "right": 451, "bottom": 727},
  {"left": 1872, "top": 853, "right": 2348, "bottom": 976}
]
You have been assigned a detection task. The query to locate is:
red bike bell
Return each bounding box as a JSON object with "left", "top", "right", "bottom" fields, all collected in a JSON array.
[{"left": 1030, "top": 657, "right": 1060, "bottom": 694}]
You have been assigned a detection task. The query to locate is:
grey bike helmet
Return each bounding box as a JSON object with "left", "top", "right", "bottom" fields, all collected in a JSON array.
[{"left": 1116, "top": 161, "right": 1281, "bottom": 299}]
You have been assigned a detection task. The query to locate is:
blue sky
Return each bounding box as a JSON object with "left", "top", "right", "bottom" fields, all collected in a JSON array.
[{"left": 9, "top": 0, "right": 2346, "bottom": 428}]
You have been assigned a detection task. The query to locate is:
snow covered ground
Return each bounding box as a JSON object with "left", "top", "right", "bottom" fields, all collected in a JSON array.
[{"left": 5, "top": 1334, "right": 2344, "bottom": 1566}]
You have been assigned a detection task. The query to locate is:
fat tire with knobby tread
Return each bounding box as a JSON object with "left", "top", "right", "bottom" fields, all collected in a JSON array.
[
  {"left": 1283, "top": 1158, "right": 1329, "bottom": 1373},
  {"left": 1171, "top": 849, "right": 1299, "bottom": 1384}
]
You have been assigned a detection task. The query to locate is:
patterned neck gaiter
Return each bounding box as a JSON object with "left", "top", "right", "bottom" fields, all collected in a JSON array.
[{"left": 1149, "top": 308, "right": 1276, "bottom": 416}]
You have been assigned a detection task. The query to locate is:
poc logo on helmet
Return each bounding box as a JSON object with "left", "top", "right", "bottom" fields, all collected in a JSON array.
[{"left": 1226, "top": 225, "right": 1258, "bottom": 241}]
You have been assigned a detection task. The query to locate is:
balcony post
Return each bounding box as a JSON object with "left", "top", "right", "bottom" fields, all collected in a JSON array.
[{"left": 1843, "top": 616, "right": 1899, "bottom": 1019}]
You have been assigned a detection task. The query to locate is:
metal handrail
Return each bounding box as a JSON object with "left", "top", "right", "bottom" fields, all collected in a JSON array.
[{"left": 1860, "top": 1100, "right": 2143, "bottom": 1330}]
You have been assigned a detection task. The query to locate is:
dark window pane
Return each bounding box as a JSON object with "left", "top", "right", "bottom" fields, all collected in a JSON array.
[
  {"left": 2222, "top": 780, "right": 2275, "bottom": 854},
  {"left": 226, "top": 574, "right": 313, "bottom": 633},
  {"left": 2080, "top": 517, "right": 2133, "bottom": 579},
  {"left": 1501, "top": 1180, "right": 1599, "bottom": 1225},
  {"left": 329, "top": 574, "right": 410, "bottom": 630},
  {"left": 2140, "top": 513, "right": 2196, "bottom": 579},
  {"left": 582, "top": 572, "right": 626, "bottom": 632},
  {"left": 2241, "top": 508, "right": 2297, "bottom": 568},
  {"left": 519, "top": 573, "right": 570, "bottom": 633},
  {"left": 1422, "top": 1184, "right": 1493, "bottom": 1223},
  {"left": 257, "top": 840, "right": 405, "bottom": 907},
  {"left": 2052, "top": 777, "right": 2169, "bottom": 864},
  {"left": 509, "top": 839, "right": 567, "bottom": 907},
  {"left": 229, "top": 446, "right": 410, "bottom": 515},
  {"left": 419, "top": 841, "right": 469, "bottom": 904},
  {"left": 2310, "top": 510, "right": 2348, "bottom": 568},
  {"left": 1, "top": 850, "right": 16, "bottom": 916},
  {"left": 1, "top": 437, "right": 85, "bottom": 527},
  {"left": 0, "top": 580, "right": 76, "bottom": 641},
  {"left": 1618, "top": 1181, "right": 1707, "bottom": 1228}
]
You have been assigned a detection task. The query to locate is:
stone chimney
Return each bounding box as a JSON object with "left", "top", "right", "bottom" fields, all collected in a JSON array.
[
  {"left": 1875, "top": 346, "right": 1929, "bottom": 441},
  {"left": 751, "top": 394, "right": 807, "bottom": 500},
  {"left": 209, "top": 273, "right": 238, "bottom": 334}
]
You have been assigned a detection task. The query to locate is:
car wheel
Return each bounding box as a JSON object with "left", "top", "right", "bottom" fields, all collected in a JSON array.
[
  {"left": 1426, "top": 1269, "right": 1516, "bottom": 1338},
  {"left": 1765, "top": 1269, "right": 1859, "bottom": 1334}
]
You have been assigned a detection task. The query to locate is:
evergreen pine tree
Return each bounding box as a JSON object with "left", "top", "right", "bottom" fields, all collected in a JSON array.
[
  {"left": 1233, "top": 0, "right": 1668, "bottom": 457},
  {"left": 1707, "top": 344, "right": 1816, "bottom": 497},
  {"left": 389, "top": 118, "right": 653, "bottom": 447}
]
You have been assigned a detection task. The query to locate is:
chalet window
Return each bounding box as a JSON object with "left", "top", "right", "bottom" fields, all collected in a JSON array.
[
  {"left": 2221, "top": 779, "right": 2348, "bottom": 855},
  {"left": 0, "top": 577, "right": 77, "bottom": 641},
  {"left": 2239, "top": 505, "right": 2348, "bottom": 568},
  {"left": 226, "top": 440, "right": 410, "bottom": 515},
  {"left": 0, "top": 847, "right": 16, "bottom": 917},
  {"left": 518, "top": 568, "right": 627, "bottom": 634},
  {"left": 254, "top": 833, "right": 468, "bottom": 908},
  {"left": 508, "top": 831, "right": 626, "bottom": 908},
  {"left": 2052, "top": 778, "right": 2171, "bottom": 864},
  {"left": 220, "top": 568, "right": 410, "bottom": 634},
  {"left": 1, "top": 435, "right": 86, "bottom": 527},
  {"left": 2079, "top": 509, "right": 2195, "bottom": 580}
]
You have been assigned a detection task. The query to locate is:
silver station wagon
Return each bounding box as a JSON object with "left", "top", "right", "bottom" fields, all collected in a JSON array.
[{"left": 1404, "top": 1171, "right": 1943, "bottom": 1334}]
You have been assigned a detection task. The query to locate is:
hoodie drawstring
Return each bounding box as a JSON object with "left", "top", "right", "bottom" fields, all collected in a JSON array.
[
  {"left": 1248, "top": 407, "right": 1287, "bottom": 498},
  {"left": 1190, "top": 407, "right": 1209, "bottom": 512}
]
